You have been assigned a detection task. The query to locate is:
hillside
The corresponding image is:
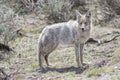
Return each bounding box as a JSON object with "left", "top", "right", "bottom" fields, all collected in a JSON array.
[{"left": 0, "top": 0, "right": 120, "bottom": 80}]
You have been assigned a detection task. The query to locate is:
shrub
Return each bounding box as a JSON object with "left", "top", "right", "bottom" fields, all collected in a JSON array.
[
  {"left": 0, "top": 25, "right": 15, "bottom": 45},
  {"left": 13, "top": 0, "right": 35, "bottom": 14},
  {"left": 98, "top": 0, "right": 120, "bottom": 27},
  {"left": 37, "top": 0, "right": 73, "bottom": 23},
  {"left": 99, "top": 0, "right": 120, "bottom": 16},
  {"left": 0, "top": 2, "right": 17, "bottom": 44},
  {"left": 106, "top": 0, "right": 120, "bottom": 15}
]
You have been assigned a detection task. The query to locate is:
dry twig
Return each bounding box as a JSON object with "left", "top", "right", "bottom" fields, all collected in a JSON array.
[{"left": 86, "top": 32, "right": 120, "bottom": 45}]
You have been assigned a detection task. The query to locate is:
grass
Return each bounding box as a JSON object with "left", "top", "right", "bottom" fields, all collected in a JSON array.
[
  {"left": 85, "top": 68, "right": 106, "bottom": 77},
  {"left": 85, "top": 67, "right": 116, "bottom": 77},
  {"left": 31, "top": 64, "right": 38, "bottom": 69},
  {"left": 107, "top": 47, "right": 120, "bottom": 66},
  {"left": 0, "top": 0, "right": 120, "bottom": 79},
  {"left": 110, "top": 77, "right": 120, "bottom": 80},
  {"left": 0, "top": 11, "right": 120, "bottom": 80}
]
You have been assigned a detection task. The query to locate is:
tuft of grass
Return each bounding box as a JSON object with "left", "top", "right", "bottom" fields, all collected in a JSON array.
[
  {"left": 107, "top": 59, "right": 116, "bottom": 66},
  {"left": 37, "top": 0, "right": 73, "bottom": 23},
  {"left": 31, "top": 64, "right": 39, "bottom": 69},
  {"left": 85, "top": 67, "right": 116, "bottom": 77},
  {"left": 106, "top": 68, "right": 116, "bottom": 75},
  {"left": 107, "top": 47, "right": 120, "bottom": 66},
  {"left": 110, "top": 76, "right": 120, "bottom": 80},
  {"left": 85, "top": 68, "right": 106, "bottom": 77}
]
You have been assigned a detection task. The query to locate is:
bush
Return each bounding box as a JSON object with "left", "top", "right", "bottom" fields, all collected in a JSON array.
[
  {"left": 0, "top": 4, "right": 14, "bottom": 23},
  {"left": 37, "top": 0, "right": 73, "bottom": 23},
  {"left": 99, "top": 0, "right": 120, "bottom": 15},
  {"left": 0, "top": 25, "right": 16, "bottom": 45},
  {"left": 13, "top": 0, "right": 35, "bottom": 14},
  {"left": 106, "top": 0, "right": 120, "bottom": 15},
  {"left": 71, "top": 0, "right": 86, "bottom": 7},
  {"left": 0, "top": 1, "right": 20, "bottom": 44}
]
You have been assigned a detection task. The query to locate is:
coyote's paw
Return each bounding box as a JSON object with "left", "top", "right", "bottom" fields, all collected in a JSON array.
[{"left": 37, "top": 68, "right": 45, "bottom": 73}]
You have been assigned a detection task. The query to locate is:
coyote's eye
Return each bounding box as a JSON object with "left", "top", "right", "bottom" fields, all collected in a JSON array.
[
  {"left": 85, "top": 22, "right": 87, "bottom": 25},
  {"left": 80, "top": 22, "right": 82, "bottom": 25}
]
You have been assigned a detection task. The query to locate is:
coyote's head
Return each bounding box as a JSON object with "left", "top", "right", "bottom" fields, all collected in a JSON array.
[{"left": 76, "top": 10, "right": 91, "bottom": 32}]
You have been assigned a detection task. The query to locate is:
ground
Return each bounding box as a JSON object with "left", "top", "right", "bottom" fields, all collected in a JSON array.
[{"left": 0, "top": 14, "right": 120, "bottom": 80}]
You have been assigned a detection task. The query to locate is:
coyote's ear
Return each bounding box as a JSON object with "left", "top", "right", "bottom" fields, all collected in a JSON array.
[
  {"left": 86, "top": 10, "right": 91, "bottom": 18},
  {"left": 76, "top": 10, "right": 81, "bottom": 23}
]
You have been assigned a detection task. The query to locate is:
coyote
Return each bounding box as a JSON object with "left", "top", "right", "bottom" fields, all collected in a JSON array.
[{"left": 38, "top": 10, "right": 91, "bottom": 72}]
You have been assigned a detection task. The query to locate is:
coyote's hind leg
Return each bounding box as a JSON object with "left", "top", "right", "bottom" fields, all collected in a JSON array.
[
  {"left": 37, "top": 52, "right": 45, "bottom": 73},
  {"left": 45, "top": 54, "right": 50, "bottom": 66}
]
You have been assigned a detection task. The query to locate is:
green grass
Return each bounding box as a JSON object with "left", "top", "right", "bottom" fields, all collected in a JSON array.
[
  {"left": 107, "top": 47, "right": 120, "bottom": 66},
  {"left": 85, "top": 67, "right": 116, "bottom": 77},
  {"left": 1, "top": 4, "right": 120, "bottom": 80},
  {"left": 109, "top": 77, "right": 120, "bottom": 80},
  {"left": 85, "top": 68, "right": 106, "bottom": 77},
  {"left": 31, "top": 64, "right": 39, "bottom": 69}
]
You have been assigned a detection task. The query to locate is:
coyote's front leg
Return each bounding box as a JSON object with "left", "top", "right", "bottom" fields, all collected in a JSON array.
[
  {"left": 80, "top": 44, "right": 84, "bottom": 66},
  {"left": 75, "top": 43, "right": 80, "bottom": 67}
]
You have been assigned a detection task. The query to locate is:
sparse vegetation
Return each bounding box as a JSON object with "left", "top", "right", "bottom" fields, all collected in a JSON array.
[
  {"left": 37, "top": 0, "right": 74, "bottom": 23},
  {"left": 85, "top": 67, "right": 116, "bottom": 77},
  {"left": 85, "top": 68, "right": 106, "bottom": 77},
  {"left": 110, "top": 77, "right": 120, "bottom": 80},
  {"left": 106, "top": 0, "right": 120, "bottom": 15},
  {"left": 0, "top": 0, "right": 120, "bottom": 80}
]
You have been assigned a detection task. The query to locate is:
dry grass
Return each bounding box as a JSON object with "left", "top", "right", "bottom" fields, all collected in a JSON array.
[
  {"left": 0, "top": 14, "right": 120, "bottom": 80},
  {"left": 0, "top": 0, "right": 120, "bottom": 79}
]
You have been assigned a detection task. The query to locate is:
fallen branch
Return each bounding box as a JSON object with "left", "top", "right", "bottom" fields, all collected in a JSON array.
[
  {"left": 13, "top": 28, "right": 32, "bottom": 38},
  {"left": 0, "top": 68, "right": 19, "bottom": 80},
  {"left": 0, "top": 68, "right": 7, "bottom": 76},
  {"left": 86, "top": 38, "right": 99, "bottom": 43},
  {"left": 102, "top": 34, "right": 120, "bottom": 43},
  {"left": 86, "top": 34, "right": 120, "bottom": 45},
  {"left": 0, "top": 43, "right": 14, "bottom": 52},
  {"left": 0, "top": 68, "right": 8, "bottom": 80},
  {"left": 13, "top": 28, "right": 22, "bottom": 33}
]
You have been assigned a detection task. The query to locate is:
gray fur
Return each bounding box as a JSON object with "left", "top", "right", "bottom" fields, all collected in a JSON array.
[{"left": 38, "top": 11, "right": 91, "bottom": 71}]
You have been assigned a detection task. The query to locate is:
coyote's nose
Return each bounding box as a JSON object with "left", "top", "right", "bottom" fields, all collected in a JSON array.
[{"left": 81, "top": 28, "right": 85, "bottom": 32}]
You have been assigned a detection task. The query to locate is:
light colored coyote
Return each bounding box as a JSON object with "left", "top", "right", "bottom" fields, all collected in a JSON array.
[{"left": 38, "top": 10, "right": 91, "bottom": 72}]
